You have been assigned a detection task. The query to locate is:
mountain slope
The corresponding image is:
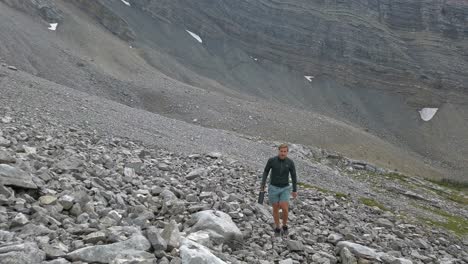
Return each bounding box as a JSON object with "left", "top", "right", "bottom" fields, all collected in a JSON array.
[{"left": 0, "top": 0, "right": 467, "bottom": 182}]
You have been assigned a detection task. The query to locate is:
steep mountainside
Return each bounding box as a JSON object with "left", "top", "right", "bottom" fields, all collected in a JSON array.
[{"left": 0, "top": 0, "right": 467, "bottom": 182}]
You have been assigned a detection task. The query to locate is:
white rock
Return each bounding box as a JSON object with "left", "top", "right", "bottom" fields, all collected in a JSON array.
[
  {"left": 180, "top": 239, "right": 226, "bottom": 264},
  {"left": 68, "top": 234, "right": 150, "bottom": 263},
  {"left": 336, "top": 241, "right": 382, "bottom": 260},
  {"left": 190, "top": 210, "right": 243, "bottom": 243},
  {"left": 12, "top": 213, "right": 29, "bottom": 226}
]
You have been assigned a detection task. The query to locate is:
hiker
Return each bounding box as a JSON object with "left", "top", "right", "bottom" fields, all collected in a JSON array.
[{"left": 260, "top": 143, "right": 298, "bottom": 236}]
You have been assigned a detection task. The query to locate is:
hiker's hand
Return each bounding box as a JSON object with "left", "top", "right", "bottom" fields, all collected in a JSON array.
[
  {"left": 260, "top": 186, "right": 265, "bottom": 192},
  {"left": 292, "top": 192, "right": 298, "bottom": 199}
]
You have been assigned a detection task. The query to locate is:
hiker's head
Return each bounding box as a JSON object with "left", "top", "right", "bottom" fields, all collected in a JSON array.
[{"left": 278, "top": 144, "right": 288, "bottom": 159}]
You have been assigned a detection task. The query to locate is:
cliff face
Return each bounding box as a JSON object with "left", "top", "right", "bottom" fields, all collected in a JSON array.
[{"left": 133, "top": 0, "right": 468, "bottom": 98}]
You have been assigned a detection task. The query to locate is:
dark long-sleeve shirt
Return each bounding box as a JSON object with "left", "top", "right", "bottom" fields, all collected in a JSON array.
[{"left": 261, "top": 156, "right": 297, "bottom": 192}]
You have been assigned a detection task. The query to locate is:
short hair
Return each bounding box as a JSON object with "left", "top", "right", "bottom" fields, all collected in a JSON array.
[{"left": 278, "top": 144, "right": 289, "bottom": 151}]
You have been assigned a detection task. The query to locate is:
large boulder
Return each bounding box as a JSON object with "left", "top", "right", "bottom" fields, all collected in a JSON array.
[
  {"left": 190, "top": 210, "right": 243, "bottom": 244},
  {"left": 146, "top": 226, "right": 167, "bottom": 251},
  {"left": 67, "top": 234, "right": 151, "bottom": 263},
  {"left": 180, "top": 239, "right": 226, "bottom": 264},
  {"left": 0, "top": 242, "right": 46, "bottom": 264},
  {"left": 0, "top": 164, "right": 37, "bottom": 189},
  {"left": 160, "top": 220, "right": 181, "bottom": 250},
  {"left": 336, "top": 241, "right": 382, "bottom": 260}
]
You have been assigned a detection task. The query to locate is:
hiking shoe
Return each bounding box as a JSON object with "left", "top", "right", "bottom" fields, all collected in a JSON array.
[
  {"left": 282, "top": 225, "right": 289, "bottom": 236},
  {"left": 274, "top": 227, "right": 282, "bottom": 237}
]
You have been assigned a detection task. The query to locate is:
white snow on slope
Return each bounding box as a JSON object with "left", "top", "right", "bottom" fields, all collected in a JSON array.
[
  {"left": 419, "top": 108, "right": 438, "bottom": 121},
  {"left": 186, "top": 30, "right": 203, "bottom": 43},
  {"left": 121, "top": 0, "right": 131, "bottom": 6},
  {"left": 48, "top": 23, "right": 58, "bottom": 31},
  {"left": 304, "top": 76, "right": 314, "bottom": 82}
]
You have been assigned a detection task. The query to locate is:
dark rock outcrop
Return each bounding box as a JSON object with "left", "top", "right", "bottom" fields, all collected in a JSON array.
[
  {"left": 0, "top": 0, "right": 63, "bottom": 22},
  {"left": 69, "top": 0, "right": 136, "bottom": 42},
  {"left": 133, "top": 0, "right": 468, "bottom": 96}
]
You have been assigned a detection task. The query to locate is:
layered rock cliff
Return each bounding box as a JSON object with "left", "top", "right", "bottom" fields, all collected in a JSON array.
[{"left": 133, "top": 0, "right": 468, "bottom": 99}]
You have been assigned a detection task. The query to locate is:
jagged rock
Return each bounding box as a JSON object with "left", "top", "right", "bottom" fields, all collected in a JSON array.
[
  {"left": 285, "top": 240, "right": 304, "bottom": 251},
  {"left": 190, "top": 210, "right": 243, "bottom": 244},
  {"left": 110, "top": 251, "right": 157, "bottom": 264},
  {"left": 161, "top": 220, "right": 181, "bottom": 251},
  {"left": 279, "top": 259, "right": 294, "bottom": 264},
  {"left": 41, "top": 243, "right": 68, "bottom": 259},
  {"left": 146, "top": 226, "right": 167, "bottom": 251},
  {"left": 6, "top": 66, "right": 17, "bottom": 71},
  {"left": 0, "top": 137, "right": 11, "bottom": 147},
  {"left": 0, "top": 150, "right": 15, "bottom": 164},
  {"left": 413, "top": 238, "right": 430, "bottom": 249},
  {"left": 336, "top": 241, "right": 381, "bottom": 260},
  {"left": 376, "top": 218, "right": 394, "bottom": 229},
  {"left": 12, "top": 213, "right": 29, "bottom": 226},
  {"left": 83, "top": 231, "right": 107, "bottom": 244},
  {"left": 0, "top": 230, "right": 15, "bottom": 242},
  {"left": 42, "top": 258, "right": 70, "bottom": 264},
  {"left": 186, "top": 230, "right": 216, "bottom": 249},
  {"left": 157, "top": 163, "right": 170, "bottom": 171},
  {"left": 381, "top": 254, "right": 413, "bottom": 264},
  {"left": 58, "top": 195, "right": 74, "bottom": 210},
  {"left": 0, "top": 164, "right": 37, "bottom": 189},
  {"left": 39, "top": 195, "right": 57, "bottom": 205},
  {"left": 56, "top": 157, "right": 83, "bottom": 172},
  {"left": 340, "top": 247, "right": 358, "bottom": 264},
  {"left": 312, "top": 252, "right": 337, "bottom": 264},
  {"left": 180, "top": 239, "right": 226, "bottom": 264},
  {"left": 160, "top": 189, "right": 178, "bottom": 203},
  {"left": 68, "top": 234, "right": 150, "bottom": 263},
  {"left": 0, "top": 242, "right": 46, "bottom": 264},
  {"left": 327, "top": 233, "right": 343, "bottom": 245},
  {"left": 186, "top": 168, "right": 208, "bottom": 180}
]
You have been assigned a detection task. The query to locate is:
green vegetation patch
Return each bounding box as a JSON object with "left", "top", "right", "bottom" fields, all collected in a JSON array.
[
  {"left": 418, "top": 206, "right": 468, "bottom": 237},
  {"left": 428, "top": 178, "right": 468, "bottom": 192},
  {"left": 359, "top": 197, "right": 390, "bottom": 211},
  {"left": 424, "top": 179, "right": 468, "bottom": 205}
]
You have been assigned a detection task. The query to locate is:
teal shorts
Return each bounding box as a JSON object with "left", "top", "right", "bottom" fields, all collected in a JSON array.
[{"left": 268, "top": 184, "right": 291, "bottom": 204}]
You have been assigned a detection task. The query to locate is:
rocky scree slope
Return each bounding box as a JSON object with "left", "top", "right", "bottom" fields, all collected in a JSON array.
[{"left": 0, "top": 111, "right": 467, "bottom": 263}]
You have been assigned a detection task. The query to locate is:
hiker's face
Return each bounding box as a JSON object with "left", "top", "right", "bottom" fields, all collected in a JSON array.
[{"left": 278, "top": 147, "right": 288, "bottom": 159}]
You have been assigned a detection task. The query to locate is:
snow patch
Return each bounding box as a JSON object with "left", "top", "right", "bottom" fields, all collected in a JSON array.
[
  {"left": 304, "top": 76, "right": 314, "bottom": 82},
  {"left": 121, "top": 0, "right": 130, "bottom": 6},
  {"left": 419, "top": 108, "right": 438, "bottom": 121},
  {"left": 186, "top": 30, "right": 203, "bottom": 43},
  {"left": 48, "top": 23, "right": 58, "bottom": 31}
]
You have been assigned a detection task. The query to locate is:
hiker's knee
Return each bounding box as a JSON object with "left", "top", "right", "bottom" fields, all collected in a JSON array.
[{"left": 279, "top": 201, "right": 288, "bottom": 210}]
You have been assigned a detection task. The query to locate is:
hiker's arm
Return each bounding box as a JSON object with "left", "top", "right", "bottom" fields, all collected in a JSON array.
[
  {"left": 290, "top": 161, "right": 297, "bottom": 192},
  {"left": 261, "top": 159, "right": 272, "bottom": 190}
]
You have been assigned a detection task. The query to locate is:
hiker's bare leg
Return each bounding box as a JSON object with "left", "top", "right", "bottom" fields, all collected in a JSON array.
[
  {"left": 279, "top": 201, "right": 289, "bottom": 226},
  {"left": 272, "top": 203, "right": 281, "bottom": 228}
]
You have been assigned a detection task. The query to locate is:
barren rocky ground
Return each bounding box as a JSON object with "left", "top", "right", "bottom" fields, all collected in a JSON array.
[
  {"left": 0, "top": 65, "right": 467, "bottom": 264},
  {"left": 0, "top": 0, "right": 467, "bottom": 263}
]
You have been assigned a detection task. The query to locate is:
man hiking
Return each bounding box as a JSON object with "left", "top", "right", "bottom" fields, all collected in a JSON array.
[{"left": 260, "top": 143, "right": 298, "bottom": 236}]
